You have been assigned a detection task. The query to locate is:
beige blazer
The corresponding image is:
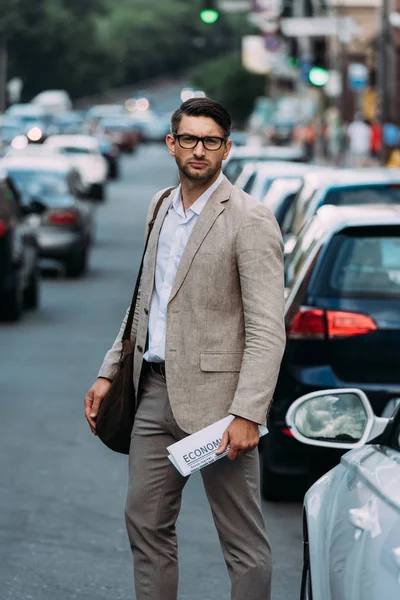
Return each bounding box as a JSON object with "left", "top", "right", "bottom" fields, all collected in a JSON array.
[{"left": 98, "top": 176, "right": 286, "bottom": 433}]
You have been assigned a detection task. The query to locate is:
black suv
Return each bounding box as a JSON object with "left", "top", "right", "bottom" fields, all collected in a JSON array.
[
  {"left": 263, "top": 204, "right": 400, "bottom": 501},
  {"left": 0, "top": 172, "right": 40, "bottom": 321}
]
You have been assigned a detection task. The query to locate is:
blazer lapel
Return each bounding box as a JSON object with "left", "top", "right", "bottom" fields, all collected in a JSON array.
[
  {"left": 168, "top": 177, "right": 232, "bottom": 304},
  {"left": 142, "top": 192, "right": 172, "bottom": 306}
]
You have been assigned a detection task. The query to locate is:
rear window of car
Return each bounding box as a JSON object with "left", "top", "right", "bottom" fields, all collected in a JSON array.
[
  {"left": 311, "top": 226, "right": 400, "bottom": 298},
  {"left": 323, "top": 185, "right": 400, "bottom": 206}
]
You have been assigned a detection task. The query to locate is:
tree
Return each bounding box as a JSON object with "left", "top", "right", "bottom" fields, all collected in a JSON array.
[{"left": 190, "top": 52, "right": 266, "bottom": 127}]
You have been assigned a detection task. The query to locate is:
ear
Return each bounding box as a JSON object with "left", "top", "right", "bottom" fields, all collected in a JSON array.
[
  {"left": 222, "top": 139, "right": 232, "bottom": 161},
  {"left": 166, "top": 134, "right": 176, "bottom": 157}
]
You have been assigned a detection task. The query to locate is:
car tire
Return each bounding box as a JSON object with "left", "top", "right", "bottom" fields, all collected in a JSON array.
[
  {"left": 261, "top": 435, "right": 307, "bottom": 502},
  {"left": 1, "top": 281, "right": 23, "bottom": 322},
  {"left": 24, "top": 267, "right": 40, "bottom": 310},
  {"left": 91, "top": 183, "right": 106, "bottom": 202},
  {"left": 65, "top": 249, "right": 88, "bottom": 278},
  {"left": 109, "top": 162, "right": 119, "bottom": 180}
]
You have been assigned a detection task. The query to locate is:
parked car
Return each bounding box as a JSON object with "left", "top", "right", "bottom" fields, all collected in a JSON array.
[
  {"left": 262, "top": 204, "right": 400, "bottom": 501},
  {"left": 129, "top": 110, "right": 170, "bottom": 143},
  {"left": 0, "top": 170, "right": 40, "bottom": 320},
  {"left": 5, "top": 104, "right": 57, "bottom": 142},
  {"left": 96, "top": 116, "right": 139, "bottom": 153},
  {"left": 261, "top": 177, "right": 303, "bottom": 231},
  {"left": 31, "top": 90, "right": 72, "bottom": 114},
  {"left": 2, "top": 155, "right": 93, "bottom": 277},
  {"left": 284, "top": 168, "right": 400, "bottom": 255},
  {"left": 0, "top": 116, "right": 25, "bottom": 150},
  {"left": 286, "top": 387, "right": 399, "bottom": 600},
  {"left": 43, "top": 135, "right": 108, "bottom": 201},
  {"left": 235, "top": 161, "right": 316, "bottom": 201},
  {"left": 53, "top": 111, "right": 84, "bottom": 135},
  {"left": 223, "top": 144, "right": 308, "bottom": 183}
]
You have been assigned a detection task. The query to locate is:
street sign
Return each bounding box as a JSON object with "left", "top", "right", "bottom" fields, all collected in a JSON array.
[
  {"left": 281, "top": 16, "right": 360, "bottom": 41},
  {"left": 389, "top": 12, "right": 400, "bottom": 28},
  {"left": 348, "top": 62, "right": 368, "bottom": 92}
]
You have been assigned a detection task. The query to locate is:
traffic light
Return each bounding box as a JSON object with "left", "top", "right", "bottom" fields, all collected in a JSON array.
[
  {"left": 309, "top": 67, "right": 329, "bottom": 87},
  {"left": 200, "top": 0, "right": 219, "bottom": 24}
]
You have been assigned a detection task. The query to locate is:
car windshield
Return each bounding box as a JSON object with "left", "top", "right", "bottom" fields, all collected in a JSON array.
[
  {"left": 103, "top": 124, "right": 129, "bottom": 132},
  {"left": 9, "top": 169, "right": 69, "bottom": 197},
  {"left": 324, "top": 185, "right": 400, "bottom": 206},
  {"left": 312, "top": 226, "right": 400, "bottom": 298},
  {"left": 56, "top": 146, "right": 90, "bottom": 155}
]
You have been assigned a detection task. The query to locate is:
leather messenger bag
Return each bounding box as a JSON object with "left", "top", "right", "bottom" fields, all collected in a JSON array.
[{"left": 96, "top": 187, "right": 174, "bottom": 454}]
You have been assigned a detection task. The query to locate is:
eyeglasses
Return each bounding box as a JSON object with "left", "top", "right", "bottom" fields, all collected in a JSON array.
[{"left": 173, "top": 133, "right": 227, "bottom": 151}]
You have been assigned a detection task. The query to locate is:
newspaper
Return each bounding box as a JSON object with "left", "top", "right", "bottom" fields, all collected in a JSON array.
[{"left": 167, "top": 415, "right": 268, "bottom": 477}]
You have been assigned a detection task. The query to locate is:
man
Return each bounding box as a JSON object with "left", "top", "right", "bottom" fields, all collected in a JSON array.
[
  {"left": 84, "top": 98, "right": 286, "bottom": 600},
  {"left": 347, "top": 112, "right": 371, "bottom": 167}
]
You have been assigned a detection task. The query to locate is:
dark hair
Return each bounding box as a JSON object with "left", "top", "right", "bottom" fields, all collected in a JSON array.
[{"left": 171, "top": 98, "right": 231, "bottom": 138}]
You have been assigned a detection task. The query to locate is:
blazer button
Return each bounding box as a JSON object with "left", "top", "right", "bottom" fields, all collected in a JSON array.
[
  {"left": 137, "top": 345, "right": 143, "bottom": 353},
  {"left": 144, "top": 308, "right": 149, "bottom": 315}
]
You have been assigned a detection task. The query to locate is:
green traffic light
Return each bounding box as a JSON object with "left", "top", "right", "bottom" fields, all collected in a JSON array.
[
  {"left": 308, "top": 67, "right": 329, "bottom": 87},
  {"left": 200, "top": 9, "right": 219, "bottom": 23}
]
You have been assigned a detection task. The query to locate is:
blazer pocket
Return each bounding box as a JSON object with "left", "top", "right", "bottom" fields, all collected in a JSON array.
[{"left": 200, "top": 352, "right": 243, "bottom": 372}]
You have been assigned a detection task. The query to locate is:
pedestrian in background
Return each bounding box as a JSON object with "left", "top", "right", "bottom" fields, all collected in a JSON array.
[
  {"left": 84, "top": 98, "right": 286, "bottom": 600},
  {"left": 346, "top": 112, "right": 371, "bottom": 167},
  {"left": 370, "top": 118, "right": 382, "bottom": 162}
]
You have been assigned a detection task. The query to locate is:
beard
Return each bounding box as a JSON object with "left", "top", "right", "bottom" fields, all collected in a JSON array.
[{"left": 176, "top": 155, "right": 221, "bottom": 182}]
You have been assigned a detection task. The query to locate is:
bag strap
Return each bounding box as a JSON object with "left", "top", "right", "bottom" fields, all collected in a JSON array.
[{"left": 122, "top": 187, "right": 175, "bottom": 342}]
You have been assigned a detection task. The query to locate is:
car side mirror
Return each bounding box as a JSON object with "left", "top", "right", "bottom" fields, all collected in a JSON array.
[{"left": 286, "top": 388, "right": 389, "bottom": 450}]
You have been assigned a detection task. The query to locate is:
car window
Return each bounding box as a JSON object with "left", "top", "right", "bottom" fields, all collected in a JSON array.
[
  {"left": 323, "top": 185, "right": 400, "bottom": 206},
  {"left": 243, "top": 172, "right": 256, "bottom": 194},
  {"left": 311, "top": 226, "right": 400, "bottom": 298},
  {"left": 9, "top": 170, "right": 69, "bottom": 197},
  {"left": 224, "top": 158, "right": 245, "bottom": 183},
  {"left": 285, "top": 217, "right": 324, "bottom": 288}
]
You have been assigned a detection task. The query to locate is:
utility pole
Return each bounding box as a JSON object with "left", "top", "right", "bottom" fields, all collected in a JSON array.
[{"left": 378, "top": 0, "right": 390, "bottom": 162}]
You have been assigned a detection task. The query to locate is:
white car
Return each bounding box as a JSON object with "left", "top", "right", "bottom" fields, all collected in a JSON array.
[
  {"left": 31, "top": 90, "right": 72, "bottom": 114},
  {"left": 44, "top": 135, "right": 108, "bottom": 201},
  {"left": 286, "top": 388, "right": 400, "bottom": 600}
]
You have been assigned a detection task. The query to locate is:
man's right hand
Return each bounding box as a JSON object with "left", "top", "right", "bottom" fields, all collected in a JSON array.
[{"left": 84, "top": 377, "right": 112, "bottom": 435}]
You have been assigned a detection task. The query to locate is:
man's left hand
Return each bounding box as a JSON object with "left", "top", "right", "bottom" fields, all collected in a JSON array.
[{"left": 216, "top": 417, "right": 259, "bottom": 461}]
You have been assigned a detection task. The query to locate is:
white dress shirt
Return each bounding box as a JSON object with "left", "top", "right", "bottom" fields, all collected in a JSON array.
[{"left": 144, "top": 172, "right": 224, "bottom": 362}]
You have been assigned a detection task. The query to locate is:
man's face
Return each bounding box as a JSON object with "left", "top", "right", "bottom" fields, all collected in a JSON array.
[{"left": 166, "top": 115, "right": 232, "bottom": 182}]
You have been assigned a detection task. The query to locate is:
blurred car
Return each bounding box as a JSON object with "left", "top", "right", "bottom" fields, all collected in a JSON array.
[
  {"left": 286, "top": 388, "right": 399, "bottom": 600},
  {"left": 53, "top": 111, "right": 85, "bottom": 135},
  {"left": 84, "top": 104, "right": 127, "bottom": 133},
  {"left": 5, "top": 104, "right": 56, "bottom": 142},
  {"left": 95, "top": 116, "right": 139, "bottom": 153},
  {"left": 0, "top": 116, "right": 25, "bottom": 148},
  {"left": 223, "top": 145, "right": 308, "bottom": 184},
  {"left": 43, "top": 135, "right": 108, "bottom": 201},
  {"left": 31, "top": 90, "right": 72, "bottom": 114},
  {"left": 2, "top": 155, "right": 94, "bottom": 277},
  {"left": 96, "top": 137, "right": 120, "bottom": 180},
  {"left": 0, "top": 170, "right": 40, "bottom": 320},
  {"left": 235, "top": 161, "right": 317, "bottom": 201},
  {"left": 230, "top": 130, "right": 248, "bottom": 147},
  {"left": 129, "top": 110, "right": 170, "bottom": 143},
  {"left": 285, "top": 168, "right": 400, "bottom": 255},
  {"left": 261, "top": 177, "right": 303, "bottom": 231},
  {"left": 262, "top": 204, "right": 400, "bottom": 501}
]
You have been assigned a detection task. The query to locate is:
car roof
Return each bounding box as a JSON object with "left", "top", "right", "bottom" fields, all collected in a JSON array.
[
  {"left": 44, "top": 135, "right": 98, "bottom": 149},
  {"left": 316, "top": 204, "right": 400, "bottom": 234},
  {"left": 226, "top": 144, "right": 306, "bottom": 161},
  {"left": 247, "top": 161, "right": 326, "bottom": 175},
  {"left": 0, "top": 155, "right": 71, "bottom": 172},
  {"left": 320, "top": 168, "right": 400, "bottom": 188}
]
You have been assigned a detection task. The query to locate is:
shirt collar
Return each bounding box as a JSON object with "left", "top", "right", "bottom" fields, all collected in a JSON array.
[{"left": 171, "top": 172, "right": 224, "bottom": 218}]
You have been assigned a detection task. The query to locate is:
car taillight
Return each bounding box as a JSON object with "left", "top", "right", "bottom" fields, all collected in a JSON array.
[
  {"left": 281, "top": 427, "right": 294, "bottom": 438},
  {"left": 326, "top": 310, "right": 377, "bottom": 338},
  {"left": 0, "top": 219, "right": 7, "bottom": 237},
  {"left": 287, "top": 307, "right": 325, "bottom": 340},
  {"left": 288, "top": 306, "right": 377, "bottom": 340},
  {"left": 47, "top": 211, "right": 79, "bottom": 225}
]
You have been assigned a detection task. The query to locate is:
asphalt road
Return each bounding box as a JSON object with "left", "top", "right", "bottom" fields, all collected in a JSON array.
[{"left": 0, "top": 144, "right": 303, "bottom": 600}]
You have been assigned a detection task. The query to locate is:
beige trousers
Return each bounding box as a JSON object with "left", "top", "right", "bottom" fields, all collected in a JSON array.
[{"left": 125, "top": 366, "right": 271, "bottom": 600}]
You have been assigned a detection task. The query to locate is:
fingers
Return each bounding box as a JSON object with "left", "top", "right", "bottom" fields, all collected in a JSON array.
[
  {"left": 227, "top": 440, "right": 259, "bottom": 461},
  {"left": 215, "top": 430, "right": 230, "bottom": 456},
  {"left": 84, "top": 390, "right": 97, "bottom": 435}
]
